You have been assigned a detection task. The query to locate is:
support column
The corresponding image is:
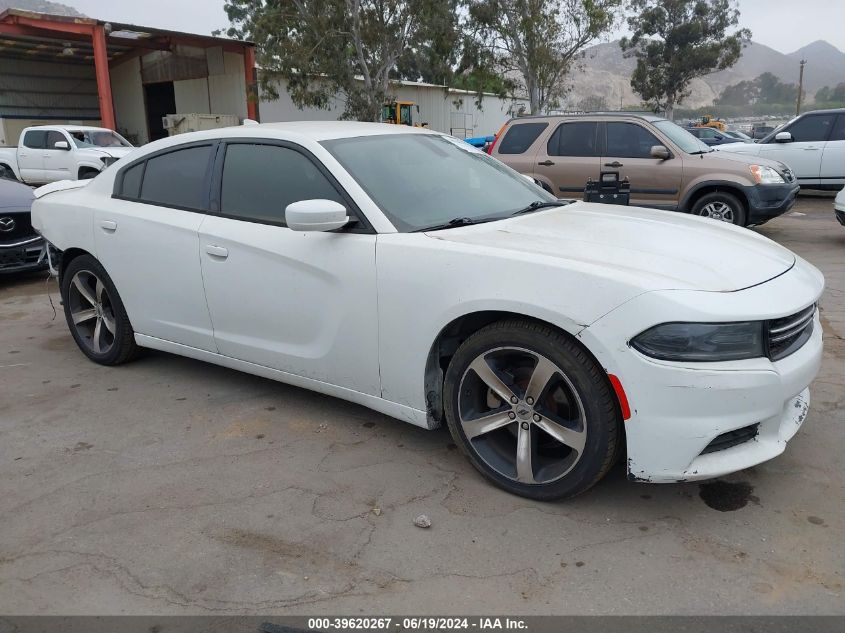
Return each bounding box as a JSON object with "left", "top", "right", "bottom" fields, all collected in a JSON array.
[
  {"left": 244, "top": 45, "right": 258, "bottom": 121},
  {"left": 92, "top": 24, "right": 116, "bottom": 130}
]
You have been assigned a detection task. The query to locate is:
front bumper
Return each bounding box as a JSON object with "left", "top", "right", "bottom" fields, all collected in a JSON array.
[
  {"left": 580, "top": 258, "right": 824, "bottom": 483},
  {"left": 0, "top": 236, "right": 52, "bottom": 274},
  {"left": 744, "top": 182, "right": 800, "bottom": 225}
]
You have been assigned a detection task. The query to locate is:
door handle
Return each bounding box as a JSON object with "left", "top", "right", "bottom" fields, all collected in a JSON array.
[
  {"left": 99, "top": 220, "right": 117, "bottom": 232},
  {"left": 803, "top": 147, "right": 820, "bottom": 151},
  {"left": 537, "top": 160, "right": 555, "bottom": 166},
  {"left": 205, "top": 244, "right": 229, "bottom": 259},
  {"left": 604, "top": 161, "right": 624, "bottom": 168}
]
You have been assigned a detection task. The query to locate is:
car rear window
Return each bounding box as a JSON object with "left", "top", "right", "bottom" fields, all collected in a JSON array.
[
  {"left": 139, "top": 145, "right": 213, "bottom": 210},
  {"left": 497, "top": 122, "right": 548, "bottom": 154}
]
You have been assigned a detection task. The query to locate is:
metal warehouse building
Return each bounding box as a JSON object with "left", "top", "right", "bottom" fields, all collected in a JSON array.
[
  {"left": 260, "top": 78, "right": 529, "bottom": 138},
  {"left": 0, "top": 9, "right": 256, "bottom": 146}
]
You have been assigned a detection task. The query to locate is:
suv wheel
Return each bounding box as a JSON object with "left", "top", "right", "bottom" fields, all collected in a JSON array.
[
  {"left": 61, "top": 255, "right": 139, "bottom": 365},
  {"left": 691, "top": 192, "right": 746, "bottom": 226},
  {"left": 443, "top": 320, "right": 620, "bottom": 500}
]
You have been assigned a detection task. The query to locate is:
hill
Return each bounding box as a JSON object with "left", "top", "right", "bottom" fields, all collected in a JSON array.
[
  {"left": 569, "top": 38, "right": 845, "bottom": 109},
  {"left": 0, "top": 0, "right": 83, "bottom": 16}
]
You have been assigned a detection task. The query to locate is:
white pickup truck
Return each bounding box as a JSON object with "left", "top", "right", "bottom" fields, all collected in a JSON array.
[{"left": 0, "top": 125, "right": 134, "bottom": 185}]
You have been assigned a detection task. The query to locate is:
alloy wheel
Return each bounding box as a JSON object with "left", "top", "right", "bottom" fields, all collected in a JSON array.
[
  {"left": 698, "top": 201, "right": 734, "bottom": 223},
  {"left": 67, "top": 270, "right": 117, "bottom": 355},
  {"left": 458, "top": 347, "right": 587, "bottom": 485}
]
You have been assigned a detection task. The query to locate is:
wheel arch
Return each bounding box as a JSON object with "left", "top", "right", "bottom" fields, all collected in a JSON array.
[
  {"left": 58, "top": 247, "right": 94, "bottom": 283},
  {"left": 423, "top": 310, "right": 621, "bottom": 427},
  {"left": 681, "top": 182, "right": 749, "bottom": 218}
]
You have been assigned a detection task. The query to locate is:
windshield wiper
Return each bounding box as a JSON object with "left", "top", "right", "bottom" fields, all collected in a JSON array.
[
  {"left": 689, "top": 149, "right": 714, "bottom": 155},
  {"left": 512, "top": 200, "right": 568, "bottom": 216},
  {"left": 412, "top": 217, "right": 478, "bottom": 232}
]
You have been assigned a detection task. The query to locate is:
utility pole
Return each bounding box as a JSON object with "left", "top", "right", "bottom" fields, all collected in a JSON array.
[{"left": 797, "top": 59, "right": 807, "bottom": 116}]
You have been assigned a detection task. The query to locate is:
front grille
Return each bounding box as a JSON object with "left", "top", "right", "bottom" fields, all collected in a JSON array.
[
  {"left": 767, "top": 304, "right": 816, "bottom": 361},
  {"left": 0, "top": 240, "right": 45, "bottom": 271},
  {"left": 0, "top": 212, "right": 36, "bottom": 243},
  {"left": 701, "top": 423, "right": 760, "bottom": 455}
]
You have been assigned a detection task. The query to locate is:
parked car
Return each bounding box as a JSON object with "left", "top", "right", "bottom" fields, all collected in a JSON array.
[
  {"left": 687, "top": 127, "right": 745, "bottom": 146},
  {"left": 490, "top": 113, "right": 799, "bottom": 226},
  {"left": 0, "top": 178, "right": 52, "bottom": 274},
  {"left": 717, "top": 109, "right": 845, "bottom": 190},
  {"left": 722, "top": 130, "right": 754, "bottom": 142},
  {"left": 835, "top": 187, "right": 845, "bottom": 226},
  {"left": 32, "top": 122, "right": 824, "bottom": 500},
  {"left": 0, "top": 125, "right": 134, "bottom": 185},
  {"left": 751, "top": 125, "right": 776, "bottom": 140}
]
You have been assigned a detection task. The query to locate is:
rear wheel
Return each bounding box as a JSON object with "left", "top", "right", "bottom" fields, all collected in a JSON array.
[
  {"left": 691, "top": 191, "right": 746, "bottom": 226},
  {"left": 61, "top": 255, "right": 139, "bottom": 365},
  {"left": 443, "top": 320, "right": 620, "bottom": 500}
]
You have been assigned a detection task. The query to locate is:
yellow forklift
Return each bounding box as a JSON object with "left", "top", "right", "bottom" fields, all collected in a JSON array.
[
  {"left": 696, "top": 115, "right": 727, "bottom": 132},
  {"left": 382, "top": 100, "right": 427, "bottom": 127}
]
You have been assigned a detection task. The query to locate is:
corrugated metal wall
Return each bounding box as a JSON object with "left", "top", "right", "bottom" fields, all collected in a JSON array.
[
  {"left": 0, "top": 58, "right": 99, "bottom": 121},
  {"left": 259, "top": 78, "right": 529, "bottom": 136}
]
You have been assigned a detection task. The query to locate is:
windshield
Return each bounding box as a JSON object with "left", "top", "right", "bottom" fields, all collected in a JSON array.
[
  {"left": 321, "top": 133, "right": 557, "bottom": 232},
  {"left": 69, "top": 130, "right": 132, "bottom": 149},
  {"left": 653, "top": 120, "right": 711, "bottom": 154}
]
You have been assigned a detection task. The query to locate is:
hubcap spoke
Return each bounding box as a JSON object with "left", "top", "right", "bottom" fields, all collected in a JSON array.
[
  {"left": 72, "top": 275, "right": 97, "bottom": 307},
  {"left": 96, "top": 278, "right": 105, "bottom": 303},
  {"left": 463, "top": 410, "right": 514, "bottom": 440},
  {"left": 102, "top": 311, "right": 116, "bottom": 335},
  {"left": 534, "top": 416, "right": 586, "bottom": 454},
  {"left": 469, "top": 356, "right": 516, "bottom": 404},
  {"left": 92, "top": 318, "right": 103, "bottom": 353},
  {"left": 515, "top": 423, "right": 535, "bottom": 484},
  {"left": 72, "top": 308, "right": 97, "bottom": 325},
  {"left": 525, "top": 355, "right": 558, "bottom": 403}
]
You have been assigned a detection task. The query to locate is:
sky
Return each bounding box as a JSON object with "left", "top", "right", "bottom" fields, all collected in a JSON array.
[{"left": 67, "top": 0, "right": 845, "bottom": 54}]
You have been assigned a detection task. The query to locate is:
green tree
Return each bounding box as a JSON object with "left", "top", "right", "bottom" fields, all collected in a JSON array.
[
  {"left": 578, "top": 94, "right": 610, "bottom": 111},
  {"left": 815, "top": 85, "right": 831, "bottom": 103},
  {"left": 620, "top": 0, "right": 751, "bottom": 120},
  {"left": 831, "top": 83, "right": 845, "bottom": 103},
  {"left": 716, "top": 78, "right": 758, "bottom": 106},
  {"left": 223, "top": 0, "right": 456, "bottom": 121},
  {"left": 468, "top": 0, "right": 622, "bottom": 114}
]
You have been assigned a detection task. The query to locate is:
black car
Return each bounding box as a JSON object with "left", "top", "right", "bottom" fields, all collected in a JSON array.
[
  {"left": 686, "top": 127, "right": 744, "bottom": 146},
  {"left": 0, "top": 177, "right": 51, "bottom": 274}
]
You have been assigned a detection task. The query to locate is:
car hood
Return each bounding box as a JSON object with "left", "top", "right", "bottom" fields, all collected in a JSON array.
[
  {"left": 714, "top": 142, "right": 762, "bottom": 156},
  {"left": 0, "top": 177, "right": 34, "bottom": 211},
  {"left": 426, "top": 202, "right": 795, "bottom": 292}
]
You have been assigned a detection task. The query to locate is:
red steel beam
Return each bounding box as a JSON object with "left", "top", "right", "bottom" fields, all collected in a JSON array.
[
  {"left": 4, "top": 14, "right": 95, "bottom": 36},
  {"left": 244, "top": 44, "right": 258, "bottom": 121},
  {"left": 92, "top": 24, "right": 116, "bottom": 130}
]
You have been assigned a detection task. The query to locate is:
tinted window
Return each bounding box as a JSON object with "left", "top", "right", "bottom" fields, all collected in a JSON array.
[
  {"left": 120, "top": 162, "right": 145, "bottom": 199},
  {"left": 220, "top": 143, "right": 343, "bottom": 225},
  {"left": 606, "top": 122, "right": 662, "bottom": 158},
  {"left": 45, "top": 131, "right": 67, "bottom": 149},
  {"left": 23, "top": 130, "right": 47, "bottom": 149},
  {"left": 140, "top": 145, "right": 212, "bottom": 209},
  {"left": 498, "top": 123, "right": 548, "bottom": 154},
  {"left": 547, "top": 122, "right": 598, "bottom": 156},
  {"left": 830, "top": 115, "right": 845, "bottom": 142},
  {"left": 785, "top": 115, "right": 835, "bottom": 142},
  {"left": 696, "top": 128, "right": 719, "bottom": 138}
]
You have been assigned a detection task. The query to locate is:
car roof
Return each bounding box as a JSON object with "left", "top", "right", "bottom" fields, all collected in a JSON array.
[
  {"left": 249, "top": 121, "right": 438, "bottom": 141},
  {"left": 507, "top": 112, "right": 666, "bottom": 124},
  {"left": 30, "top": 125, "right": 114, "bottom": 133}
]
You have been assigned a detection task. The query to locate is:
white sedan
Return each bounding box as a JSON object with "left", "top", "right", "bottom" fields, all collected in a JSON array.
[{"left": 32, "top": 122, "right": 824, "bottom": 499}]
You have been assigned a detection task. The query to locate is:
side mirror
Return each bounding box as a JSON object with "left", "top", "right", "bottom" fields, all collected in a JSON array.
[
  {"left": 650, "top": 145, "right": 671, "bottom": 160},
  {"left": 775, "top": 132, "right": 792, "bottom": 143},
  {"left": 285, "top": 199, "right": 349, "bottom": 232},
  {"left": 54, "top": 141, "right": 70, "bottom": 150}
]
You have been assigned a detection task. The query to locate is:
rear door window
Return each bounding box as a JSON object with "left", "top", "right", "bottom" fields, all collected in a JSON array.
[
  {"left": 22, "top": 130, "right": 47, "bottom": 149},
  {"left": 829, "top": 115, "right": 845, "bottom": 142},
  {"left": 139, "top": 145, "right": 213, "bottom": 210},
  {"left": 547, "top": 122, "right": 598, "bottom": 156},
  {"left": 497, "top": 122, "right": 548, "bottom": 154},
  {"left": 605, "top": 122, "right": 662, "bottom": 159}
]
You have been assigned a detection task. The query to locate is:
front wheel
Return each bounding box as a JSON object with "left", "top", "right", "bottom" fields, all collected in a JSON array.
[
  {"left": 443, "top": 320, "right": 621, "bottom": 500},
  {"left": 60, "top": 255, "right": 139, "bottom": 365},
  {"left": 691, "top": 192, "right": 747, "bottom": 226}
]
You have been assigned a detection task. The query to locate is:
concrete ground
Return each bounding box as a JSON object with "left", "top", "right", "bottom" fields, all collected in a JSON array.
[{"left": 0, "top": 195, "right": 843, "bottom": 615}]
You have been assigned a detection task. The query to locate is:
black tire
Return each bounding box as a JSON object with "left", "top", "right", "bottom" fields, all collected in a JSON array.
[
  {"left": 690, "top": 191, "right": 747, "bottom": 226},
  {"left": 443, "top": 320, "right": 621, "bottom": 500},
  {"left": 0, "top": 164, "right": 17, "bottom": 181},
  {"left": 60, "top": 255, "right": 139, "bottom": 365}
]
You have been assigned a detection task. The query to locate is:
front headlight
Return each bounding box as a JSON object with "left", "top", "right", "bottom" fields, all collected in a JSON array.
[
  {"left": 631, "top": 322, "right": 765, "bottom": 361},
  {"left": 749, "top": 164, "right": 785, "bottom": 184}
]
